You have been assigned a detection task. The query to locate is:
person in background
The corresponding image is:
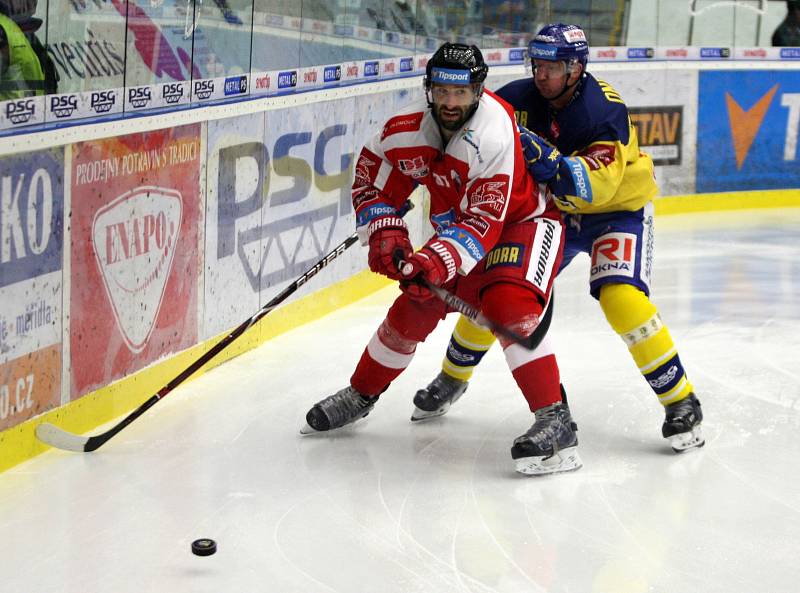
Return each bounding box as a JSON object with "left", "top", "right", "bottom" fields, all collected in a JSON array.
[
  {"left": 0, "top": 0, "right": 56, "bottom": 100},
  {"left": 413, "top": 24, "right": 705, "bottom": 454},
  {"left": 772, "top": 0, "right": 800, "bottom": 46},
  {"left": 301, "top": 42, "right": 582, "bottom": 476}
]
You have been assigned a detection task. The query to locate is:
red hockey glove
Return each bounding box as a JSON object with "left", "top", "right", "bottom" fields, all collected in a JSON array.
[
  {"left": 400, "top": 240, "right": 460, "bottom": 301},
  {"left": 368, "top": 215, "right": 412, "bottom": 280}
]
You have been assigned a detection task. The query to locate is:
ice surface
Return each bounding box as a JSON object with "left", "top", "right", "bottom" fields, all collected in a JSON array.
[{"left": 2, "top": 208, "right": 799, "bottom": 593}]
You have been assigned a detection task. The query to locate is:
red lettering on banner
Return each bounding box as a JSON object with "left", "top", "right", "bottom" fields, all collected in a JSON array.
[
  {"left": 384, "top": 63, "right": 395, "bottom": 73},
  {"left": 597, "top": 49, "right": 617, "bottom": 58},
  {"left": 304, "top": 71, "right": 317, "bottom": 83},
  {"left": 666, "top": 49, "right": 688, "bottom": 57},
  {"left": 104, "top": 213, "right": 169, "bottom": 264}
]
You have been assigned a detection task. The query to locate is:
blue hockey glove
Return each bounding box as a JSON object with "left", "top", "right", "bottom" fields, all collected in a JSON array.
[{"left": 518, "top": 125, "right": 561, "bottom": 183}]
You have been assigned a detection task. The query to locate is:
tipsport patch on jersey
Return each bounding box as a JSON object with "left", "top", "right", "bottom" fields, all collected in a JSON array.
[
  {"left": 590, "top": 232, "right": 637, "bottom": 280},
  {"left": 484, "top": 243, "right": 525, "bottom": 270}
]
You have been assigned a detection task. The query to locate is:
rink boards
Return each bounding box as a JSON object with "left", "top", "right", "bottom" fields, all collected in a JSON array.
[{"left": 1, "top": 61, "right": 799, "bottom": 471}]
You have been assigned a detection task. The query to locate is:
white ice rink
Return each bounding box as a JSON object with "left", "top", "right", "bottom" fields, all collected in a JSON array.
[{"left": 3, "top": 208, "right": 800, "bottom": 593}]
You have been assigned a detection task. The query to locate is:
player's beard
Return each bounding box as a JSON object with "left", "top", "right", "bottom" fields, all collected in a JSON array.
[{"left": 435, "top": 103, "right": 471, "bottom": 131}]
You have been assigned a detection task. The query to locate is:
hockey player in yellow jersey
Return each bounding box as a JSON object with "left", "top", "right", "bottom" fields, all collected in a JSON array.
[{"left": 412, "top": 23, "right": 704, "bottom": 453}]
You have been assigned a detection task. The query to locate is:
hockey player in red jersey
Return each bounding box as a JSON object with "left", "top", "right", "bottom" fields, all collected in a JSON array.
[{"left": 301, "top": 42, "right": 581, "bottom": 476}]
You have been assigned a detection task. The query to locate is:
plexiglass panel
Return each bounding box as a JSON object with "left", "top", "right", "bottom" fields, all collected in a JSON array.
[
  {"left": 189, "top": 0, "right": 253, "bottom": 78},
  {"left": 44, "top": 0, "right": 126, "bottom": 93},
  {"left": 251, "top": 0, "right": 300, "bottom": 71},
  {"left": 0, "top": 0, "right": 791, "bottom": 113},
  {"left": 123, "top": 0, "right": 194, "bottom": 87}
]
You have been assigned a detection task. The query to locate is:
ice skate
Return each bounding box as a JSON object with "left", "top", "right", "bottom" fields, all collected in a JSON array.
[
  {"left": 300, "top": 386, "right": 378, "bottom": 434},
  {"left": 411, "top": 371, "right": 468, "bottom": 421},
  {"left": 662, "top": 393, "right": 704, "bottom": 452},
  {"left": 511, "top": 401, "right": 582, "bottom": 476}
]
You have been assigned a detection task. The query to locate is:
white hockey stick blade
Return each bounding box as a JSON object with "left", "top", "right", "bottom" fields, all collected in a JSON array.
[{"left": 35, "top": 423, "right": 90, "bottom": 452}]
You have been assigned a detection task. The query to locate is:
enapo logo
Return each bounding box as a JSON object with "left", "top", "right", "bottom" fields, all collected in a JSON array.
[{"left": 92, "top": 187, "right": 183, "bottom": 353}]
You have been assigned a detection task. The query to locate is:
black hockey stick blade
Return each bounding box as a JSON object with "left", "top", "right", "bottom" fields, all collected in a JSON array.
[{"left": 36, "top": 200, "right": 414, "bottom": 453}]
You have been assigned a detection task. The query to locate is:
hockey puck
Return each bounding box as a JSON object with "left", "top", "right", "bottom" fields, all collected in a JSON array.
[{"left": 191, "top": 538, "right": 217, "bottom": 556}]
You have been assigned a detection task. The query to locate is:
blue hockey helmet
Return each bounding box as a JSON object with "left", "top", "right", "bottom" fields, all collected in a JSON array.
[{"left": 528, "top": 23, "right": 589, "bottom": 69}]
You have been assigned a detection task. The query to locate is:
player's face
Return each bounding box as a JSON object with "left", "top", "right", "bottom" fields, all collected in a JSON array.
[
  {"left": 431, "top": 83, "right": 478, "bottom": 130},
  {"left": 533, "top": 59, "right": 573, "bottom": 99}
]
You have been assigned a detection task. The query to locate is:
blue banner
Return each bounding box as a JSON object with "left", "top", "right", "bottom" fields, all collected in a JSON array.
[
  {"left": 697, "top": 70, "right": 800, "bottom": 192},
  {"left": 0, "top": 149, "right": 64, "bottom": 288}
]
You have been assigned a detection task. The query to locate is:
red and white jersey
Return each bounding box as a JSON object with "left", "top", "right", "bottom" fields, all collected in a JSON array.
[{"left": 353, "top": 89, "right": 558, "bottom": 275}]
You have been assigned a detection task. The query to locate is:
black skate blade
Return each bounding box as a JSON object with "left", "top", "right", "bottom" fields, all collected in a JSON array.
[{"left": 298, "top": 417, "right": 371, "bottom": 436}]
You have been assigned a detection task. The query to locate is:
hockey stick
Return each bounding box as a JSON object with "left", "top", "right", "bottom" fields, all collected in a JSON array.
[
  {"left": 36, "top": 202, "right": 414, "bottom": 453},
  {"left": 396, "top": 254, "right": 553, "bottom": 351}
]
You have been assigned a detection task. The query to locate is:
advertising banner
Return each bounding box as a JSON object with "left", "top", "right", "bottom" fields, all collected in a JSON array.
[
  {"left": 204, "top": 99, "right": 358, "bottom": 338},
  {"left": 697, "top": 70, "right": 800, "bottom": 192},
  {"left": 69, "top": 124, "right": 202, "bottom": 399},
  {"left": 629, "top": 106, "right": 684, "bottom": 166},
  {"left": 0, "top": 149, "right": 64, "bottom": 430},
  {"left": 205, "top": 111, "right": 266, "bottom": 337},
  {"left": 487, "top": 67, "right": 698, "bottom": 196}
]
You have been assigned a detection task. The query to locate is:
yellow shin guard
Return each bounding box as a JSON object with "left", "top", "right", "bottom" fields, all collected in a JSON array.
[
  {"left": 442, "top": 315, "right": 496, "bottom": 381},
  {"left": 598, "top": 284, "right": 694, "bottom": 405}
]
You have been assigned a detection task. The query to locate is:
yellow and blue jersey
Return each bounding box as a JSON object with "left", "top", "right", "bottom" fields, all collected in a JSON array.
[{"left": 496, "top": 73, "right": 657, "bottom": 214}]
